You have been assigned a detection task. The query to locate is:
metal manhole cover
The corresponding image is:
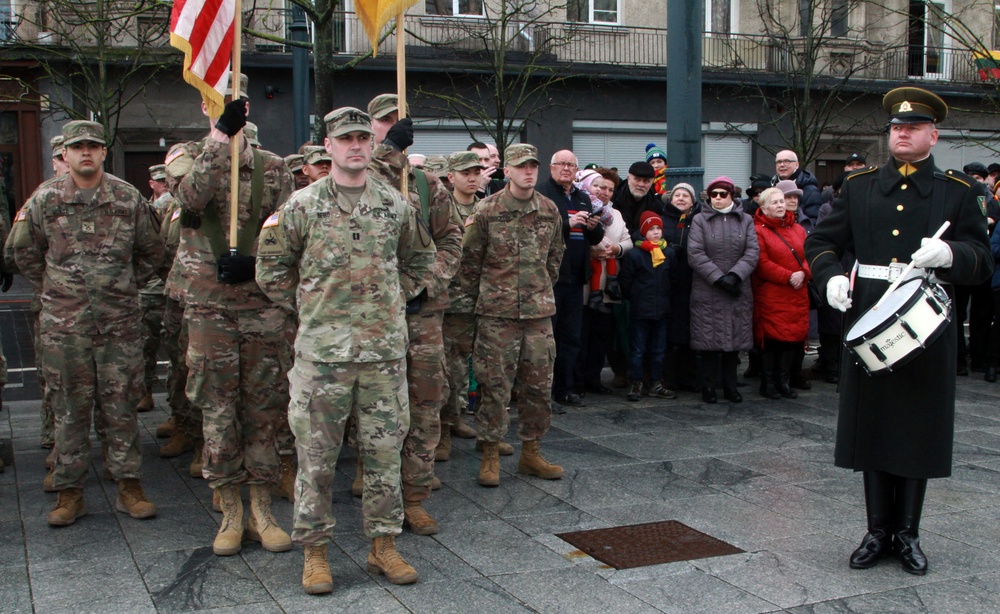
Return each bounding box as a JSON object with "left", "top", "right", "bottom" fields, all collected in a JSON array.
[{"left": 556, "top": 520, "right": 744, "bottom": 569}]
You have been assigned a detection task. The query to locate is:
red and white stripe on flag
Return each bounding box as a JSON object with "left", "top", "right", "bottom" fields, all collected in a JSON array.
[{"left": 170, "top": 0, "right": 235, "bottom": 118}]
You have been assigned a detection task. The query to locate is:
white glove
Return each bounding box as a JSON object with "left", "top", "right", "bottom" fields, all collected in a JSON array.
[
  {"left": 910, "top": 237, "right": 953, "bottom": 269},
  {"left": 827, "top": 275, "right": 852, "bottom": 313}
]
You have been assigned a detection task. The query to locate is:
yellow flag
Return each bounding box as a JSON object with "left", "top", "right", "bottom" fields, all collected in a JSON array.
[{"left": 355, "top": 0, "right": 419, "bottom": 56}]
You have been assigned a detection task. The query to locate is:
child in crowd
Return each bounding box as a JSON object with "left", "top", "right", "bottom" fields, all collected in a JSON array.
[
  {"left": 577, "top": 169, "right": 621, "bottom": 310},
  {"left": 646, "top": 143, "right": 668, "bottom": 196},
  {"left": 620, "top": 211, "right": 677, "bottom": 401}
]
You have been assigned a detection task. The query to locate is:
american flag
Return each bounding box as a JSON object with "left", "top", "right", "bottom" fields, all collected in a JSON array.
[{"left": 169, "top": 0, "right": 235, "bottom": 118}]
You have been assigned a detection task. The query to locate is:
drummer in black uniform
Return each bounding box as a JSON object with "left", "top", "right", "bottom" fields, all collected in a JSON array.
[{"left": 805, "top": 87, "right": 993, "bottom": 575}]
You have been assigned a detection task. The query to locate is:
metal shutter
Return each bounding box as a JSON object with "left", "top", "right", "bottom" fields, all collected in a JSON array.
[{"left": 703, "top": 134, "right": 752, "bottom": 188}]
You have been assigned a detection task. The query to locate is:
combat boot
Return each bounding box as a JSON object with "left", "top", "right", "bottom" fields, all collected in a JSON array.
[
  {"left": 435, "top": 428, "right": 452, "bottom": 461},
  {"left": 302, "top": 544, "right": 333, "bottom": 595},
  {"left": 43, "top": 468, "right": 57, "bottom": 493},
  {"left": 517, "top": 440, "right": 563, "bottom": 480},
  {"left": 431, "top": 475, "right": 441, "bottom": 490},
  {"left": 116, "top": 479, "right": 157, "bottom": 519},
  {"left": 136, "top": 392, "right": 154, "bottom": 413},
  {"left": 451, "top": 420, "right": 477, "bottom": 439},
  {"left": 351, "top": 455, "right": 363, "bottom": 497},
  {"left": 155, "top": 416, "right": 175, "bottom": 439},
  {"left": 476, "top": 438, "right": 513, "bottom": 456},
  {"left": 367, "top": 536, "right": 418, "bottom": 584},
  {"left": 44, "top": 447, "right": 56, "bottom": 470},
  {"left": 189, "top": 441, "right": 204, "bottom": 478},
  {"left": 212, "top": 488, "right": 222, "bottom": 512},
  {"left": 403, "top": 500, "right": 440, "bottom": 535},
  {"left": 478, "top": 441, "right": 500, "bottom": 487},
  {"left": 246, "top": 484, "right": 292, "bottom": 552},
  {"left": 271, "top": 454, "right": 295, "bottom": 501},
  {"left": 159, "top": 430, "right": 194, "bottom": 458},
  {"left": 47, "top": 488, "right": 87, "bottom": 526},
  {"left": 213, "top": 484, "right": 244, "bottom": 556}
]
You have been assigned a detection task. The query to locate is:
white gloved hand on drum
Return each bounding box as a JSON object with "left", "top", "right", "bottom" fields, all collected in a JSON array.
[
  {"left": 910, "top": 237, "right": 953, "bottom": 269},
  {"left": 827, "top": 275, "right": 852, "bottom": 312}
]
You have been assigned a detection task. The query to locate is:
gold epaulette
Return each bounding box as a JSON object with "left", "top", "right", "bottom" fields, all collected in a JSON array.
[
  {"left": 845, "top": 165, "right": 878, "bottom": 180},
  {"left": 944, "top": 169, "right": 972, "bottom": 188}
]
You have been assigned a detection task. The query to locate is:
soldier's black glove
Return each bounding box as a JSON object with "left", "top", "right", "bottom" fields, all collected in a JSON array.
[
  {"left": 216, "top": 252, "right": 256, "bottom": 284},
  {"left": 716, "top": 272, "right": 742, "bottom": 298},
  {"left": 406, "top": 289, "right": 426, "bottom": 315},
  {"left": 215, "top": 98, "right": 248, "bottom": 137},
  {"left": 1, "top": 272, "right": 12, "bottom": 292},
  {"left": 383, "top": 118, "right": 414, "bottom": 152},
  {"left": 180, "top": 210, "right": 202, "bottom": 229}
]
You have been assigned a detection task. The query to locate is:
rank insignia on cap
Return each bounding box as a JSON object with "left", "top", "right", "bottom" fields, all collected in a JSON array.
[
  {"left": 899, "top": 101, "right": 913, "bottom": 112},
  {"left": 262, "top": 212, "right": 280, "bottom": 228}
]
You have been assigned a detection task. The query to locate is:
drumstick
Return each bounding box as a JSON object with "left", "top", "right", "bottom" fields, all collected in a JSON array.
[{"left": 873, "top": 221, "right": 951, "bottom": 310}]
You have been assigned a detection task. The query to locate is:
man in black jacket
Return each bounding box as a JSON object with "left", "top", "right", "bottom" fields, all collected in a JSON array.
[
  {"left": 772, "top": 150, "right": 823, "bottom": 224},
  {"left": 535, "top": 150, "right": 604, "bottom": 408},
  {"left": 614, "top": 161, "right": 660, "bottom": 234}
]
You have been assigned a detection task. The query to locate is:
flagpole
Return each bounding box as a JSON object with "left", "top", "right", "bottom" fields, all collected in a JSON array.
[
  {"left": 396, "top": 12, "right": 408, "bottom": 196},
  {"left": 229, "top": 0, "right": 243, "bottom": 251}
]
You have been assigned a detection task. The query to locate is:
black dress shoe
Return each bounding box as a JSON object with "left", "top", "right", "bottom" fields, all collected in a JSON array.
[
  {"left": 585, "top": 384, "right": 614, "bottom": 395},
  {"left": 894, "top": 531, "right": 927, "bottom": 575},
  {"left": 555, "top": 393, "right": 586, "bottom": 407},
  {"left": 986, "top": 367, "right": 997, "bottom": 383},
  {"left": 723, "top": 387, "right": 742, "bottom": 403},
  {"left": 849, "top": 531, "right": 891, "bottom": 569},
  {"left": 701, "top": 387, "right": 717, "bottom": 404}
]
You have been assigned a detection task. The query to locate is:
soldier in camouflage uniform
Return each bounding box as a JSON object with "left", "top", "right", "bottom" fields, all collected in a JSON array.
[
  {"left": 9, "top": 120, "right": 163, "bottom": 526},
  {"left": 366, "top": 93, "right": 463, "bottom": 535},
  {"left": 300, "top": 146, "right": 332, "bottom": 184},
  {"left": 256, "top": 107, "right": 435, "bottom": 595},
  {"left": 458, "top": 143, "right": 566, "bottom": 487},
  {"left": 284, "top": 154, "right": 310, "bottom": 189},
  {"left": 165, "top": 76, "right": 294, "bottom": 556},
  {"left": 135, "top": 164, "right": 171, "bottom": 416}
]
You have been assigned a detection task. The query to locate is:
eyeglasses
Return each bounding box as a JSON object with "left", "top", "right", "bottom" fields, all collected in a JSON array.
[
  {"left": 551, "top": 161, "right": 578, "bottom": 168},
  {"left": 775, "top": 159, "right": 796, "bottom": 165},
  {"left": 709, "top": 190, "right": 730, "bottom": 198}
]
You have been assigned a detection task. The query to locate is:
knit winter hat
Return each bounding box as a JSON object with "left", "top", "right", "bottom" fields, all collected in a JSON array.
[
  {"left": 706, "top": 176, "right": 736, "bottom": 195},
  {"left": 645, "top": 143, "right": 667, "bottom": 164},
  {"left": 639, "top": 211, "right": 663, "bottom": 237},
  {"left": 670, "top": 182, "right": 696, "bottom": 203}
]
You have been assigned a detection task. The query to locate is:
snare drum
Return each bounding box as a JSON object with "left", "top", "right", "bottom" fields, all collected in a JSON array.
[{"left": 845, "top": 278, "right": 951, "bottom": 376}]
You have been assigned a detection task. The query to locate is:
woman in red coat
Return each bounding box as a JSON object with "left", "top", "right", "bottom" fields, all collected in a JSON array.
[{"left": 752, "top": 187, "right": 811, "bottom": 399}]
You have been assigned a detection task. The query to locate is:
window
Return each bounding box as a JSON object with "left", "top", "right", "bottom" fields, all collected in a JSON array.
[
  {"left": 831, "top": 0, "right": 849, "bottom": 37},
  {"left": 568, "top": 0, "right": 619, "bottom": 25},
  {"left": 799, "top": 0, "right": 812, "bottom": 36},
  {"left": 993, "top": 2, "right": 1000, "bottom": 49},
  {"left": 425, "top": 0, "right": 484, "bottom": 16},
  {"left": 0, "top": 0, "right": 13, "bottom": 42},
  {"left": 704, "top": 0, "right": 734, "bottom": 35}
]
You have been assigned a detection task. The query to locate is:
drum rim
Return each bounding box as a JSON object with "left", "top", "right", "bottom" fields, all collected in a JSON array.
[{"left": 845, "top": 277, "right": 929, "bottom": 344}]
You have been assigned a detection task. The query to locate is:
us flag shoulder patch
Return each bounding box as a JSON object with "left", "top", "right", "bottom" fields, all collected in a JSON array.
[{"left": 262, "top": 212, "right": 280, "bottom": 228}]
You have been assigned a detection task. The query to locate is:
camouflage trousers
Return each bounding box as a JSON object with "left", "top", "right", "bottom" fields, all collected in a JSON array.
[
  {"left": 288, "top": 357, "right": 409, "bottom": 546},
  {"left": 185, "top": 305, "right": 292, "bottom": 488},
  {"left": 473, "top": 316, "right": 555, "bottom": 442},
  {"left": 276, "top": 316, "right": 297, "bottom": 455},
  {"left": 402, "top": 310, "right": 445, "bottom": 502},
  {"left": 42, "top": 328, "right": 143, "bottom": 489},
  {"left": 440, "top": 312, "right": 475, "bottom": 427},
  {"left": 139, "top": 291, "right": 166, "bottom": 395},
  {"left": 163, "top": 298, "right": 201, "bottom": 439},
  {"left": 34, "top": 302, "right": 54, "bottom": 447}
]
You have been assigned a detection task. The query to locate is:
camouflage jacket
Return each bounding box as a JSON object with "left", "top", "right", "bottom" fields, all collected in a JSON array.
[
  {"left": 139, "top": 191, "right": 173, "bottom": 296},
  {"left": 458, "top": 186, "right": 564, "bottom": 320},
  {"left": 255, "top": 174, "right": 435, "bottom": 363},
  {"left": 370, "top": 145, "right": 462, "bottom": 311},
  {"left": 446, "top": 194, "right": 479, "bottom": 314},
  {"left": 8, "top": 173, "right": 164, "bottom": 336},
  {"left": 165, "top": 136, "right": 293, "bottom": 309},
  {"left": 159, "top": 196, "right": 185, "bottom": 302}
]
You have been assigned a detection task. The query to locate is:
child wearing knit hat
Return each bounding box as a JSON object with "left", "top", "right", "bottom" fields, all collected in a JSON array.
[{"left": 646, "top": 143, "right": 668, "bottom": 196}]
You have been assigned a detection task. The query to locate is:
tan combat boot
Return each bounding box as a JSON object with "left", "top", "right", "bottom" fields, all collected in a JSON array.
[
  {"left": 246, "top": 484, "right": 292, "bottom": 552},
  {"left": 302, "top": 544, "right": 333, "bottom": 595},
  {"left": 271, "top": 454, "right": 295, "bottom": 501},
  {"left": 43, "top": 468, "right": 57, "bottom": 493},
  {"left": 451, "top": 420, "right": 477, "bottom": 439},
  {"left": 367, "top": 536, "right": 418, "bottom": 584},
  {"left": 478, "top": 441, "right": 500, "bottom": 487},
  {"left": 136, "top": 392, "right": 154, "bottom": 413},
  {"left": 431, "top": 476, "right": 441, "bottom": 491},
  {"left": 476, "top": 438, "right": 513, "bottom": 456},
  {"left": 213, "top": 484, "right": 244, "bottom": 556},
  {"left": 159, "top": 430, "right": 194, "bottom": 458},
  {"left": 351, "top": 456, "right": 363, "bottom": 497},
  {"left": 403, "top": 500, "right": 440, "bottom": 535},
  {"left": 189, "top": 441, "right": 204, "bottom": 479},
  {"left": 434, "top": 428, "right": 452, "bottom": 462},
  {"left": 47, "top": 488, "right": 87, "bottom": 526},
  {"left": 116, "top": 478, "right": 157, "bottom": 519},
  {"left": 517, "top": 440, "right": 563, "bottom": 479},
  {"left": 44, "top": 447, "right": 56, "bottom": 470},
  {"left": 155, "top": 416, "right": 175, "bottom": 438},
  {"left": 212, "top": 488, "right": 222, "bottom": 512}
]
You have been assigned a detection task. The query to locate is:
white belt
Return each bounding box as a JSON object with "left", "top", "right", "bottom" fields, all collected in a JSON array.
[{"left": 856, "top": 262, "right": 922, "bottom": 283}]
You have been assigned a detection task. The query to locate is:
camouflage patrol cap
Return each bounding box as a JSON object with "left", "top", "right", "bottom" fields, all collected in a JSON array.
[
  {"left": 504, "top": 143, "right": 539, "bottom": 167},
  {"left": 62, "top": 120, "right": 106, "bottom": 146},
  {"left": 225, "top": 72, "right": 249, "bottom": 99},
  {"left": 244, "top": 122, "right": 261, "bottom": 147},
  {"left": 303, "top": 145, "right": 332, "bottom": 165},
  {"left": 449, "top": 151, "right": 485, "bottom": 172},
  {"left": 149, "top": 164, "right": 167, "bottom": 181},
  {"left": 50, "top": 135, "right": 65, "bottom": 159},
  {"left": 284, "top": 154, "right": 304, "bottom": 173},
  {"left": 423, "top": 155, "right": 449, "bottom": 178},
  {"left": 883, "top": 87, "right": 948, "bottom": 125},
  {"left": 367, "top": 94, "right": 398, "bottom": 119},
  {"left": 323, "top": 107, "right": 374, "bottom": 138}
]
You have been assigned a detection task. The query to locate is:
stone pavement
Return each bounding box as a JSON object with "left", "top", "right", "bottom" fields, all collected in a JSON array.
[{"left": 3, "top": 322, "right": 1000, "bottom": 611}]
